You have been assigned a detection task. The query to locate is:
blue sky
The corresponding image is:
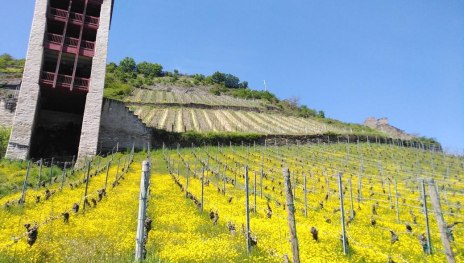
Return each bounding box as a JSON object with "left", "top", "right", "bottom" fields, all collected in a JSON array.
[{"left": 1, "top": 1, "right": 463, "bottom": 153}]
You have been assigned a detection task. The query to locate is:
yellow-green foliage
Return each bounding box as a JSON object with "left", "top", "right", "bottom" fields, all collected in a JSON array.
[
  {"left": 0, "top": 127, "right": 10, "bottom": 159},
  {"left": 0, "top": 144, "right": 462, "bottom": 262}
]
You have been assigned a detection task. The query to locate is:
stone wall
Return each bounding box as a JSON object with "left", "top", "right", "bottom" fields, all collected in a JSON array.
[
  {"left": 98, "top": 99, "right": 154, "bottom": 153},
  {"left": 0, "top": 99, "right": 15, "bottom": 128}
]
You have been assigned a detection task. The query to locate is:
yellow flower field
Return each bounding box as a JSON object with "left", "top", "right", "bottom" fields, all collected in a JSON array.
[{"left": 0, "top": 143, "right": 462, "bottom": 262}]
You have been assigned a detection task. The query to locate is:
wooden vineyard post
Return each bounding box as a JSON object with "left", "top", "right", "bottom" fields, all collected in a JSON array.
[
  {"left": 37, "top": 158, "right": 43, "bottom": 189},
  {"left": 201, "top": 166, "right": 205, "bottom": 212},
  {"left": 135, "top": 160, "right": 151, "bottom": 261},
  {"left": 394, "top": 179, "right": 400, "bottom": 223},
  {"left": 19, "top": 160, "right": 31, "bottom": 206},
  {"left": 245, "top": 166, "right": 251, "bottom": 253},
  {"left": 293, "top": 170, "right": 297, "bottom": 201},
  {"left": 194, "top": 157, "right": 197, "bottom": 178},
  {"left": 49, "top": 157, "right": 54, "bottom": 184},
  {"left": 421, "top": 180, "right": 432, "bottom": 255},
  {"left": 260, "top": 168, "right": 263, "bottom": 199},
  {"left": 95, "top": 157, "right": 100, "bottom": 175},
  {"left": 261, "top": 151, "right": 264, "bottom": 198},
  {"left": 428, "top": 179, "right": 456, "bottom": 263},
  {"left": 388, "top": 180, "right": 392, "bottom": 205},
  {"left": 304, "top": 172, "right": 308, "bottom": 217},
  {"left": 186, "top": 163, "right": 190, "bottom": 198},
  {"left": 60, "top": 162, "right": 67, "bottom": 191},
  {"left": 122, "top": 157, "right": 127, "bottom": 173},
  {"left": 358, "top": 165, "right": 363, "bottom": 203},
  {"left": 83, "top": 161, "right": 91, "bottom": 211},
  {"left": 104, "top": 160, "right": 111, "bottom": 189},
  {"left": 310, "top": 170, "right": 315, "bottom": 194},
  {"left": 222, "top": 165, "right": 226, "bottom": 196},
  {"left": 338, "top": 173, "right": 348, "bottom": 255},
  {"left": 283, "top": 168, "right": 300, "bottom": 263},
  {"left": 254, "top": 171, "right": 257, "bottom": 213},
  {"left": 349, "top": 176, "right": 354, "bottom": 218},
  {"left": 116, "top": 158, "right": 121, "bottom": 181},
  {"left": 70, "top": 155, "right": 75, "bottom": 175}
]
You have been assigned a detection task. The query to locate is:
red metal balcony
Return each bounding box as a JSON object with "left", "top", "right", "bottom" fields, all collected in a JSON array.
[
  {"left": 44, "top": 33, "right": 95, "bottom": 57},
  {"left": 48, "top": 7, "right": 68, "bottom": 22},
  {"left": 40, "top": 71, "right": 90, "bottom": 93},
  {"left": 48, "top": 7, "right": 100, "bottom": 29}
]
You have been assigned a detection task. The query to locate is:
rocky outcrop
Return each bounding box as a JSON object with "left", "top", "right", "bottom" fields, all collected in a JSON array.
[{"left": 364, "top": 117, "right": 414, "bottom": 140}]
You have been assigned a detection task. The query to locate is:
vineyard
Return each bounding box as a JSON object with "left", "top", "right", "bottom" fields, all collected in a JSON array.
[
  {"left": 0, "top": 142, "right": 463, "bottom": 262},
  {"left": 127, "top": 88, "right": 266, "bottom": 109},
  {"left": 124, "top": 87, "right": 387, "bottom": 137},
  {"left": 131, "top": 106, "right": 348, "bottom": 135}
]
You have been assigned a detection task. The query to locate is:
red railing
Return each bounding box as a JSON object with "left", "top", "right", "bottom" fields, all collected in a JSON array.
[
  {"left": 41, "top": 72, "right": 55, "bottom": 83},
  {"left": 41, "top": 71, "right": 90, "bottom": 92},
  {"left": 49, "top": 7, "right": 100, "bottom": 28},
  {"left": 74, "top": 78, "right": 89, "bottom": 89},
  {"left": 85, "top": 16, "right": 100, "bottom": 27},
  {"left": 56, "top": 74, "right": 72, "bottom": 85},
  {"left": 81, "top": 40, "right": 95, "bottom": 50},
  {"left": 49, "top": 7, "right": 68, "bottom": 20},
  {"left": 46, "top": 33, "right": 95, "bottom": 55},
  {"left": 69, "top": 12, "right": 84, "bottom": 23},
  {"left": 46, "top": 33, "right": 63, "bottom": 44},
  {"left": 64, "top": 37, "right": 79, "bottom": 47}
]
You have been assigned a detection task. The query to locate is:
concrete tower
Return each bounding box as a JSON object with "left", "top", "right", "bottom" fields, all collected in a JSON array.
[{"left": 6, "top": 0, "right": 114, "bottom": 161}]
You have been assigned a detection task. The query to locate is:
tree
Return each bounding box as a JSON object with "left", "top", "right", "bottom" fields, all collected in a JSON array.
[
  {"left": 239, "top": 81, "right": 248, "bottom": 89},
  {"left": 119, "top": 57, "right": 137, "bottom": 73},
  {"left": 224, "top": 74, "right": 240, "bottom": 88},
  {"left": 211, "top": 71, "right": 225, "bottom": 84},
  {"left": 106, "top": 62, "right": 118, "bottom": 73},
  {"left": 137, "top": 61, "right": 162, "bottom": 77},
  {"left": 317, "top": 110, "right": 325, "bottom": 118}
]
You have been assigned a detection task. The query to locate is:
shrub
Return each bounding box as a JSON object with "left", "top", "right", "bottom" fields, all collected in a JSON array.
[{"left": 0, "top": 127, "right": 10, "bottom": 159}]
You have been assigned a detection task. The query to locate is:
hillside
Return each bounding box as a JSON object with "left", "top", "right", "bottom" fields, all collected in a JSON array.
[
  {"left": 125, "top": 85, "right": 348, "bottom": 135},
  {"left": 105, "top": 58, "right": 407, "bottom": 139},
  {"left": 0, "top": 54, "right": 440, "bottom": 149}
]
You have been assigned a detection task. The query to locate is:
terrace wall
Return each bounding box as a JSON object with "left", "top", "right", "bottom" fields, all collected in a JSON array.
[{"left": 98, "top": 99, "right": 154, "bottom": 153}]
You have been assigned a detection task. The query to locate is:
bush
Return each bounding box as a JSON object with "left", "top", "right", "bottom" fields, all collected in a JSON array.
[
  {"left": 193, "top": 74, "right": 205, "bottom": 82},
  {"left": 103, "top": 73, "right": 133, "bottom": 100},
  {"left": 0, "top": 127, "right": 10, "bottom": 159},
  {"left": 229, "top": 89, "right": 278, "bottom": 102}
]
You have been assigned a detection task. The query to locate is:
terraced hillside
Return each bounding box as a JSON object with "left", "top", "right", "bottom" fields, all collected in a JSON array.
[
  {"left": 127, "top": 87, "right": 266, "bottom": 109},
  {"left": 131, "top": 106, "right": 343, "bottom": 134},
  {"left": 126, "top": 86, "right": 381, "bottom": 136},
  {"left": 0, "top": 143, "right": 462, "bottom": 262}
]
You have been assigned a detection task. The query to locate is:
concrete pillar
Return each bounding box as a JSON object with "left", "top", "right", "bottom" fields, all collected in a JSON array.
[
  {"left": 6, "top": 0, "right": 47, "bottom": 160},
  {"left": 77, "top": 0, "right": 113, "bottom": 163}
]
